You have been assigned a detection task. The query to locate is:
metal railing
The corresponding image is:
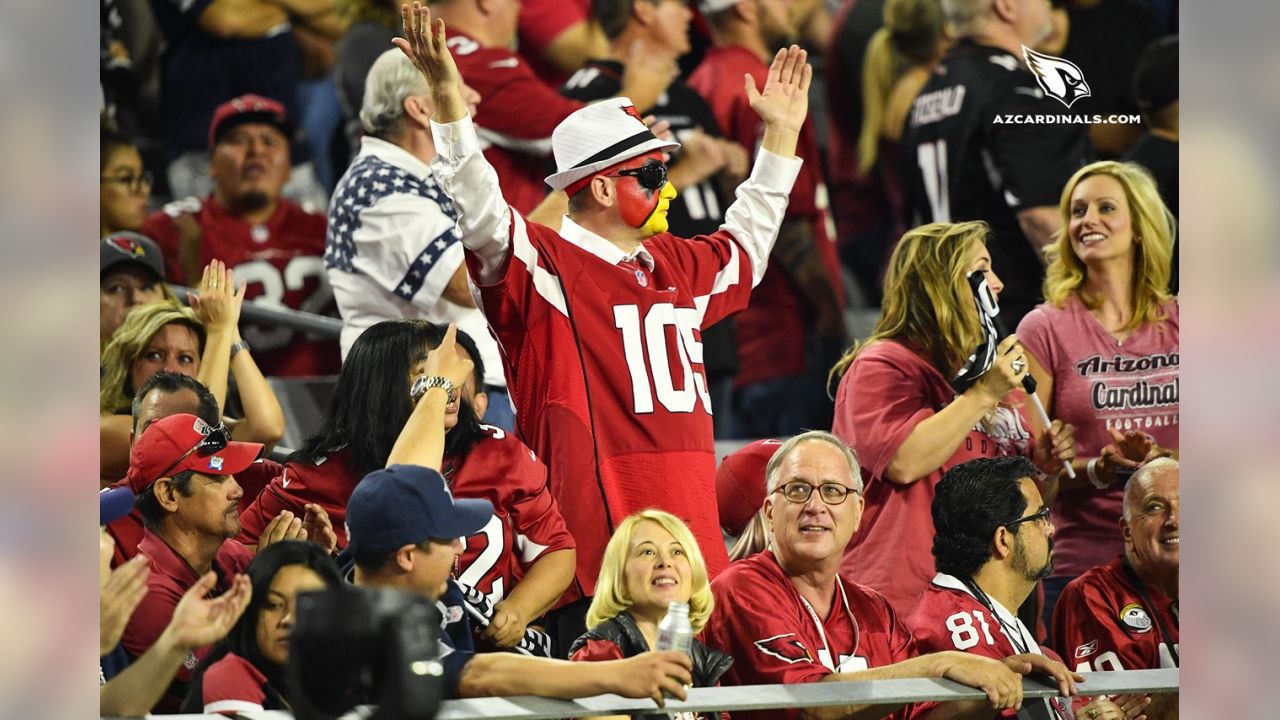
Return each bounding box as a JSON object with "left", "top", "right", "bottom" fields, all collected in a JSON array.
[
  {"left": 124, "top": 669, "right": 1176, "bottom": 720},
  {"left": 171, "top": 284, "right": 344, "bottom": 338}
]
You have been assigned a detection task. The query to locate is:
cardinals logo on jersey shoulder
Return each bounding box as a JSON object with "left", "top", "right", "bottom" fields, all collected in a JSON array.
[
  {"left": 755, "top": 633, "right": 813, "bottom": 664},
  {"left": 1119, "top": 603, "right": 1153, "bottom": 633},
  {"left": 1021, "top": 46, "right": 1091, "bottom": 108}
]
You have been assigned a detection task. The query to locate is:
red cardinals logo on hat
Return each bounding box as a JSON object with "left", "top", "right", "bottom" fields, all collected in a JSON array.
[
  {"left": 621, "top": 105, "right": 644, "bottom": 123},
  {"left": 107, "top": 235, "right": 147, "bottom": 257}
]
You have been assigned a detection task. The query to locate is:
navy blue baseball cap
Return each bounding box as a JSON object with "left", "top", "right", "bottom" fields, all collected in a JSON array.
[{"left": 345, "top": 465, "right": 494, "bottom": 555}]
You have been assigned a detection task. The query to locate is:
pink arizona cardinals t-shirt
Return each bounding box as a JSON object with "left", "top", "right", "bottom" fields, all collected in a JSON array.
[{"left": 1017, "top": 296, "right": 1179, "bottom": 580}]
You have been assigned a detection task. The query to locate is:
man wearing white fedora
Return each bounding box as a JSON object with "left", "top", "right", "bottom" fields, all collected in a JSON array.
[{"left": 394, "top": 1, "right": 811, "bottom": 635}]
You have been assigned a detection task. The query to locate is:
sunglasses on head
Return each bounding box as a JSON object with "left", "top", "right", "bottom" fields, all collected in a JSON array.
[
  {"left": 157, "top": 422, "right": 231, "bottom": 479},
  {"left": 608, "top": 161, "right": 667, "bottom": 191}
]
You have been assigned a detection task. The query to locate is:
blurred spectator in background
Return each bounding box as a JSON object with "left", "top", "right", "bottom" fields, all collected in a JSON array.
[
  {"left": 1058, "top": 0, "right": 1162, "bottom": 158},
  {"left": 1017, "top": 160, "right": 1177, "bottom": 625},
  {"left": 184, "top": 541, "right": 343, "bottom": 715},
  {"left": 142, "top": 95, "right": 341, "bottom": 377},
  {"left": 570, "top": 509, "right": 733, "bottom": 699},
  {"left": 824, "top": 0, "right": 890, "bottom": 305},
  {"left": 1122, "top": 35, "right": 1178, "bottom": 292},
  {"left": 150, "top": 0, "right": 332, "bottom": 206},
  {"left": 429, "top": 0, "right": 675, "bottom": 215},
  {"left": 349, "top": 462, "right": 695, "bottom": 701},
  {"left": 327, "top": 48, "right": 514, "bottom": 429},
  {"left": 335, "top": 0, "right": 404, "bottom": 151},
  {"left": 100, "top": 263, "right": 285, "bottom": 482},
  {"left": 1054, "top": 459, "right": 1178, "bottom": 717},
  {"left": 909, "top": 456, "right": 1141, "bottom": 720},
  {"left": 100, "top": 487, "right": 253, "bottom": 716},
  {"left": 565, "top": 0, "right": 750, "bottom": 438},
  {"left": 101, "top": 125, "right": 154, "bottom": 237},
  {"left": 100, "top": 232, "right": 177, "bottom": 347},
  {"left": 118, "top": 413, "right": 266, "bottom": 711},
  {"left": 691, "top": 0, "right": 847, "bottom": 438},
  {"left": 517, "top": 0, "right": 608, "bottom": 86},
  {"left": 702, "top": 431, "right": 1076, "bottom": 718},
  {"left": 851, "top": 0, "right": 946, "bottom": 293},
  {"left": 829, "top": 221, "right": 1075, "bottom": 615},
  {"left": 715, "top": 438, "right": 779, "bottom": 561},
  {"left": 901, "top": 0, "right": 1093, "bottom": 326}
]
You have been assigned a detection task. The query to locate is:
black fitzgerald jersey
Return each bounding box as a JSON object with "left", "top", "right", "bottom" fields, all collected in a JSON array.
[{"left": 900, "top": 40, "right": 1092, "bottom": 319}]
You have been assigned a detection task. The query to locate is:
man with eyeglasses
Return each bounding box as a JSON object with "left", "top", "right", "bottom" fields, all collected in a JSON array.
[
  {"left": 703, "top": 432, "right": 1081, "bottom": 720},
  {"left": 1053, "top": 458, "right": 1178, "bottom": 717},
  {"left": 907, "top": 456, "right": 1138, "bottom": 720},
  {"left": 396, "top": 5, "right": 808, "bottom": 640}
]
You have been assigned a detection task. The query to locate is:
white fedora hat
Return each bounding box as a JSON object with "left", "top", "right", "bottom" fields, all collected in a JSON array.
[
  {"left": 545, "top": 97, "right": 680, "bottom": 193},
  {"left": 696, "top": 0, "right": 743, "bottom": 13}
]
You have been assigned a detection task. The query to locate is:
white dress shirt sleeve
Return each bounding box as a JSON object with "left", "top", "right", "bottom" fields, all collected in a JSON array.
[
  {"left": 429, "top": 114, "right": 513, "bottom": 284},
  {"left": 720, "top": 148, "right": 803, "bottom": 287}
]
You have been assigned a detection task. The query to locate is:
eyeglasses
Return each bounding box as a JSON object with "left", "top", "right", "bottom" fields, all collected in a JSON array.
[
  {"left": 1002, "top": 506, "right": 1051, "bottom": 531},
  {"left": 157, "top": 422, "right": 231, "bottom": 479},
  {"left": 609, "top": 161, "right": 668, "bottom": 191},
  {"left": 773, "top": 480, "right": 859, "bottom": 506},
  {"left": 101, "top": 170, "right": 154, "bottom": 194}
]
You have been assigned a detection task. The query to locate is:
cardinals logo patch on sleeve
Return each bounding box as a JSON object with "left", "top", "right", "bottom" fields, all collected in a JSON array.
[{"left": 755, "top": 633, "right": 813, "bottom": 664}]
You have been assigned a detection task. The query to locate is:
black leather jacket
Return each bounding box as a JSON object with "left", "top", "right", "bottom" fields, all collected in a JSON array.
[{"left": 568, "top": 610, "right": 734, "bottom": 688}]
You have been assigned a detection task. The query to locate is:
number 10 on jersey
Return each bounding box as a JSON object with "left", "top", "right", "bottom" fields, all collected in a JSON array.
[{"left": 613, "top": 302, "right": 713, "bottom": 415}]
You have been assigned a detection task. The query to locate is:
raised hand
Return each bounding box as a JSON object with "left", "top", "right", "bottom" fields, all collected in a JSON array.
[
  {"left": 161, "top": 572, "right": 252, "bottom": 651},
  {"left": 422, "top": 324, "right": 475, "bottom": 393},
  {"left": 746, "top": 45, "right": 812, "bottom": 138},
  {"left": 188, "top": 259, "right": 246, "bottom": 332},
  {"left": 392, "top": 2, "right": 468, "bottom": 123}
]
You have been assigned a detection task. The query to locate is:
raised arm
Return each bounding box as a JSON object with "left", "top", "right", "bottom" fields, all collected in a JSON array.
[
  {"left": 386, "top": 324, "right": 474, "bottom": 469},
  {"left": 395, "top": 2, "right": 512, "bottom": 282}
]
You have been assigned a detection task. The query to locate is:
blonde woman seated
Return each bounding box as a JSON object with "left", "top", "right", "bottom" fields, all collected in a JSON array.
[
  {"left": 99, "top": 261, "right": 284, "bottom": 484},
  {"left": 570, "top": 510, "right": 732, "bottom": 701}
]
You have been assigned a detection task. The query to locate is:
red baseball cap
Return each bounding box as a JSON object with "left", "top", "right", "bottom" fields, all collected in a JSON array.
[
  {"left": 125, "top": 413, "right": 263, "bottom": 494},
  {"left": 207, "top": 93, "right": 293, "bottom": 150},
  {"left": 716, "top": 439, "right": 783, "bottom": 536}
]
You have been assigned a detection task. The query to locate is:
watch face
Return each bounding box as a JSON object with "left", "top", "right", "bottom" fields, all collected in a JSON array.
[{"left": 411, "top": 375, "right": 429, "bottom": 400}]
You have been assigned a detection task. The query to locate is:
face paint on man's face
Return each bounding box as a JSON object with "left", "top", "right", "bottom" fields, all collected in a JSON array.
[
  {"left": 640, "top": 181, "right": 678, "bottom": 235},
  {"left": 611, "top": 153, "right": 672, "bottom": 232}
]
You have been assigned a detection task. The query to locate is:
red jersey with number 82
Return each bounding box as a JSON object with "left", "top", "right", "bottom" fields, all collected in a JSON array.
[{"left": 141, "top": 195, "right": 340, "bottom": 377}]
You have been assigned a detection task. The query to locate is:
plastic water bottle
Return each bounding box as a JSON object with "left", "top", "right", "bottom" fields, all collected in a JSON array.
[{"left": 655, "top": 601, "right": 693, "bottom": 657}]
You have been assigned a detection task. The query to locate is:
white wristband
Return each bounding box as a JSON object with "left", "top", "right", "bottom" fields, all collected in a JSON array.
[{"left": 1086, "top": 457, "right": 1108, "bottom": 489}]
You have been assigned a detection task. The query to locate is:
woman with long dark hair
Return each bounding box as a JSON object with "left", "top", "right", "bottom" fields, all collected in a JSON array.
[
  {"left": 238, "top": 321, "right": 575, "bottom": 649},
  {"left": 184, "top": 541, "right": 342, "bottom": 715}
]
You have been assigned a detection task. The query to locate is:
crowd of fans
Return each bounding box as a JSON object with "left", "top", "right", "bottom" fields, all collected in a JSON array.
[{"left": 100, "top": 0, "right": 1178, "bottom": 716}]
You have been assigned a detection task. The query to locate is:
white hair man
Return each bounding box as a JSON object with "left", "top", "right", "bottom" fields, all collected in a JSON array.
[
  {"left": 1054, "top": 458, "right": 1178, "bottom": 716},
  {"left": 702, "top": 431, "right": 1081, "bottom": 719}
]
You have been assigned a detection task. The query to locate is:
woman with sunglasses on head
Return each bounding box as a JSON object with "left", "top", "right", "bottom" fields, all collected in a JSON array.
[
  {"left": 569, "top": 509, "right": 731, "bottom": 718},
  {"left": 828, "top": 221, "right": 1077, "bottom": 617},
  {"left": 1015, "top": 161, "right": 1177, "bottom": 624},
  {"left": 100, "top": 260, "right": 285, "bottom": 484},
  {"left": 182, "top": 540, "right": 343, "bottom": 716},
  {"left": 238, "top": 321, "right": 576, "bottom": 651}
]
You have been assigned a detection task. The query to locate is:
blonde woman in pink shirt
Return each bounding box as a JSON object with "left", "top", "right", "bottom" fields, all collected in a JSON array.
[{"left": 1017, "top": 161, "right": 1177, "bottom": 624}]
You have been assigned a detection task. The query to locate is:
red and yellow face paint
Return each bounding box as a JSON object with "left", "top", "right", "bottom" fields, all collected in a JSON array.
[{"left": 566, "top": 151, "right": 678, "bottom": 236}]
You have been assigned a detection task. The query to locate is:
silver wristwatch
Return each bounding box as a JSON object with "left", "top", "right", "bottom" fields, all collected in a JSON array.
[{"left": 411, "top": 374, "right": 455, "bottom": 402}]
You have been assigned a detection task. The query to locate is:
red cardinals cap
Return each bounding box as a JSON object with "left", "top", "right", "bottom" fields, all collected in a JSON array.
[
  {"left": 716, "top": 439, "right": 783, "bottom": 536},
  {"left": 125, "top": 413, "right": 263, "bottom": 494},
  {"left": 545, "top": 97, "right": 679, "bottom": 193},
  {"left": 208, "top": 93, "right": 293, "bottom": 150}
]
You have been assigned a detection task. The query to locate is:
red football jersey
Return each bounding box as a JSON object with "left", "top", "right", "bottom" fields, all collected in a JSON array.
[
  {"left": 140, "top": 196, "right": 340, "bottom": 377},
  {"left": 701, "top": 551, "right": 928, "bottom": 720},
  {"left": 446, "top": 29, "right": 583, "bottom": 215},
  {"left": 468, "top": 215, "right": 756, "bottom": 596},
  {"left": 442, "top": 424, "right": 576, "bottom": 606},
  {"left": 237, "top": 428, "right": 573, "bottom": 607},
  {"left": 1053, "top": 557, "right": 1179, "bottom": 672},
  {"left": 688, "top": 45, "right": 844, "bottom": 387},
  {"left": 200, "top": 652, "right": 271, "bottom": 715},
  {"left": 908, "top": 575, "right": 1074, "bottom": 719}
]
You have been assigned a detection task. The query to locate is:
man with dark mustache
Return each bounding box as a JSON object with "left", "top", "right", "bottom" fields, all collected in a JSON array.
[
  {"left": 142, "top": 94, "right": 339, "bottom": 377},
  {"left": 908, "top": 456, "right": 1142, "bottom": 719}
]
